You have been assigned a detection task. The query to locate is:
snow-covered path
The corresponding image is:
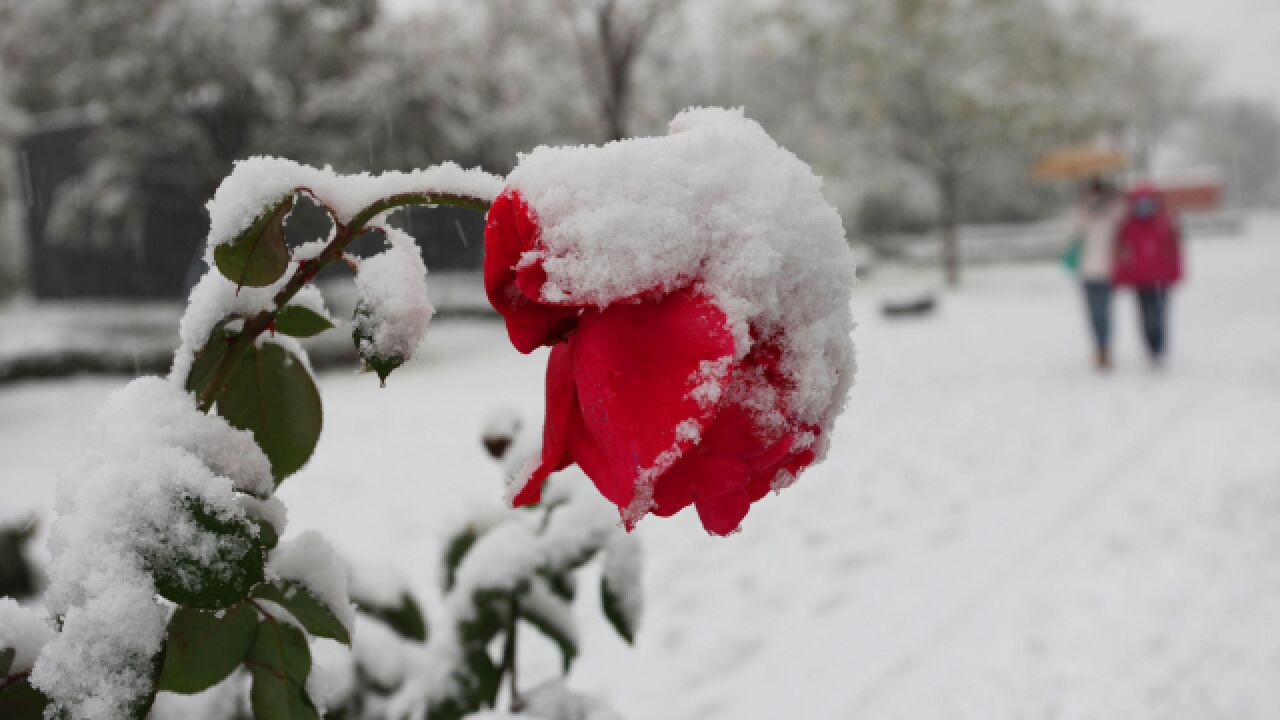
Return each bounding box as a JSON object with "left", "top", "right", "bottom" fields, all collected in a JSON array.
[{"left": 2, "top": 217, "right": 1278, "bottom": 719}]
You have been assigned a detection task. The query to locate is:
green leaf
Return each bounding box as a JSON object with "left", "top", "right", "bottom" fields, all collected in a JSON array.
[
  {"left": 0, "top": 677, "right": 48, "bottom": 720},
  {"left": 600, "top": 535, "right": 642, "bottom": 645},
  {"left": 442, "top": 525, "right": 481, "bottom": 592},
  {"left": 426, "top": 648, "right": 500, "bottom": 720},
  {"left": 184, "top": 319, "right": 240, "bottom": 397},
  {"left": 462, "top": 647, "right": 502, "bottom": 709},
  {"left": 216, "top": 342, "right": 323, "bottom": 484},
  {"left": 601, "top": 574, "right": 637, "bottom": 645},
  {"left": 254, "top": 513, "right": 280, "bottom": 551},
  {"left": 157, "top": 603, "right": 258, "bottom": 694},
  {"left": 351, "top": 301, "right": 403, "bottom": 387},
  {"left": 274, "top": 305, "right": 335, "bottom": 339},
  {"left": 253, "top": 581, "right": 351, "bottom": 645},
  {"left": 522, "top": 584, "right": 577, "bottom": 673},
  {"left": 150, "top": 497, "right": 265, "bottom": 610},
  {"left": 545, "top": 573, "right": 576, "bottom": 603},
  {"left": 455, "top": 589, "right": 508, "bottom": 649},
  {"left": 0, "top": 647, "right": 13, "bottom": 676},
  {"left": 353, "top": 591, "right": 426, "bottom": 643},
  {"left": 214, "top": 195, "right": 294, "bottom": 288},
  {"left": 247, "top": 619, "right": 318, "bottom": 720}
]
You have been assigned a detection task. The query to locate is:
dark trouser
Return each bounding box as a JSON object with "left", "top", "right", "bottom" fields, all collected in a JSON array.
[
  {"left": 1082, "top": 280, "right": 1112, "bottom": 356},
  {"left": 1136, "top": 285, "right": 1171, "bottom": 358}
]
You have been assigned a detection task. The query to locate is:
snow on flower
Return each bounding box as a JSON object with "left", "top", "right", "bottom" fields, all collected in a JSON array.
[{"left": 485, "top": 107, "right": 856, "bottom": 535}]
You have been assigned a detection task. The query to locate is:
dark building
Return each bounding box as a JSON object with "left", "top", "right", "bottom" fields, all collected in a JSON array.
[{"left": 17, "top": 115, "right": 486, "bottom": 301}]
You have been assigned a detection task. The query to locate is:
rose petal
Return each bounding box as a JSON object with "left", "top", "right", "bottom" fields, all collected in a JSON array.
[
  {"left": 570, "top": 288, "right": 735, "bottom": 516},
  {"left": 689, "top": 455, "right": 752, "bottom": 536},
  {"left": 512, "top": 343, "right": 578, "bottom": 507},
  {"left": 484, "top": 189, "right": 581, "bottom": 353},
  {"left": 649, "top": 456, "right": 698, "bottom": 517}
]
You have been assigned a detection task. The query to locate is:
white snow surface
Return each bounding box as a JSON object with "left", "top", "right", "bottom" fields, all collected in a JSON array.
[
  {"left": 522, "top": 679, "right": 624, "bottom": 720},
  {"left": 354, "top": 226, "right": 434, "bottom": 364},
  {"left": 506, "top": 107, "right": 857, "bottom": 435},
  {"left": 0, "top": 598, "right": 54, "bottom": 673},
  {"left": 289, "top": 284, "right": 337, "bottom": 327},
  {"left": 5, "top": 217, "right": 1280, "bottom": 719},
  {"left": 30, "top": 376, "right": 262, "bottom": 720},
  {"left": 205, "top": 156, "right": 503, "bottom": 252}
]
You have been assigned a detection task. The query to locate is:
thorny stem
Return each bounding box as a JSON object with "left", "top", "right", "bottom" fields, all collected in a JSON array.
[{"left": 195, "top": 191, "right": 491, "bottom": 412}]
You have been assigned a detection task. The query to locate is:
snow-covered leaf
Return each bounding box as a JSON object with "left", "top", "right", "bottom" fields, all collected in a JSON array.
[
  {"left": 351, "top": 227, "right": 433, "bottom": 387},
  {"left": 353, "top": 591, "right": 427, "bottom": 644},
  {"left": 428, "top": 648, "right": 501, "bottom": 720},
  {"left": 600, "top": 535, "right": 643, "bottom": 646},
  {"left": 544, "top": 572, "right": 576, "bottom": 603},
  {"left": 443, "top": 525, "right": 483, "bottom": 592},
  {"left": 274, "top": 305, "right": 335, "bottom": 339},
  {"left": 216, "top": 342, "right": 322, "bottom": 483},
  {"left": 213, "top": 194, "right": 294, "bottom": 289},
  {"left": 156, "top": 604, "right": 257, "bottom": 694},
  {"left": 183, "top": 319, "right": 237, "bottom": 401},
  {"left": 522, "top": 578, "right": 578, "bottom": 673},
  {"left": 254, "top": 580, "right": 351, "bottom": 645},
  {"left": 148, "top": 497, "right": 264, "bottom": 610},
  {"left": 254, "top": 514, "right": 280, "bottom": 551}
]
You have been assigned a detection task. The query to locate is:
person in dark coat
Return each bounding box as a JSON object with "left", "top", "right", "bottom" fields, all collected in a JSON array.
[{"left": 1113, "top": 184, "right": 1183, "bottom": 365}]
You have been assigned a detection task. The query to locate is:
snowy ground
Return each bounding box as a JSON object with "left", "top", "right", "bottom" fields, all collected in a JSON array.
[{"left": 3, "top": 216, "right": 1279, "bottom": 719}]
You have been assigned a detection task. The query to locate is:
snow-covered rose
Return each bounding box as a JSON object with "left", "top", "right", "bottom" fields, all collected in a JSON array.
[{"left": 484, "top": 108, "right": 856, "bottom": 535}]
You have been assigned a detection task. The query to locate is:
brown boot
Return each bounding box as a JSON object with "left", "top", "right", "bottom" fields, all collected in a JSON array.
[{"left": 1095, "top": 351, "right": 1112, "bottom": 372}]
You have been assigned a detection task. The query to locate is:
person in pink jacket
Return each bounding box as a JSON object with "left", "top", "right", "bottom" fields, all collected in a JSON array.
[{"left": 1113, "top": 184, "right": 1183, "bottom": 365}]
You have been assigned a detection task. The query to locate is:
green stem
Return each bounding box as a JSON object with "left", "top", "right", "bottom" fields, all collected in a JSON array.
[
  {"left": 195, "top": 191, "right": 490, "bottom": 413},
  {"left": 500, "top": 593, "right": 522, "bottom": 711}
]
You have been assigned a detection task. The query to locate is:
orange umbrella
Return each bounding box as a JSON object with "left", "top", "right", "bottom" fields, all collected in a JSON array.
[{"left": 1033, "top": 146, "right": 1126, "bottom": 180}]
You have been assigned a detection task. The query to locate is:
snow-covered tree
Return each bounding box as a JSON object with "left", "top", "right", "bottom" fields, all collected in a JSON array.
[
  {"left": 1059, "top": 3, "right": 1202, "bottom": 178},
  {"left": 840, "top": 0, "right": 1093, "bottom": 284},
  {"left": 555, "top": 0, "right": 688, "bottom": 141},
  {"left": 1191, "top": 98, "right": 1280, "bottom": 208}
]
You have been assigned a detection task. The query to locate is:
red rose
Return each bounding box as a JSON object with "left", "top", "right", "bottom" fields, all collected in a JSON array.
[{"left": 484, "top": 188, "right": 820, "bottom": 535}]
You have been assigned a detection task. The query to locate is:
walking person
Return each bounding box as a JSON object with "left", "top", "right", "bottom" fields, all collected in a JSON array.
[
  {"left": 1065, "top": 177, "right": 1123, "bottom": 370},
  {"left": 1113, "top": 184, "right": 1183, "bottom": 367}
]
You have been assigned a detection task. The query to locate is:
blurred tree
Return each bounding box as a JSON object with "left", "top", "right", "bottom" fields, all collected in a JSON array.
[
  {"left": 0, "top": 67, "right": 25, "bottom": 297},
  {"left": 370, "top": 0, "right": 597, "bottom": 172},
  {"left": 556, "top": 0, "right": 687, "bottom": 141},
  {"left": 0, "top": 0, "right": 268, "bottom": 246},
  {"left": 844, "top": 0, "right": 1098, "bottom": 285},
  {"left": 1192, "top": 98, "right": 1280, "bottom": 207},
  {"left": 1062, "top": 4, "right": 1202, "bottom": 177}
]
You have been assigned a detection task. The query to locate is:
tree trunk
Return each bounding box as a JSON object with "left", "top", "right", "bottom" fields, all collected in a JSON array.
[{"left": 938, "top": 169, "right": 961, "bottom": 287}]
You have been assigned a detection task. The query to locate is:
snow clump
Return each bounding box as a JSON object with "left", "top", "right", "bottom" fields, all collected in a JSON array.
[{"left": 30, "top": 377, "right": 269, "bottom": 720}]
